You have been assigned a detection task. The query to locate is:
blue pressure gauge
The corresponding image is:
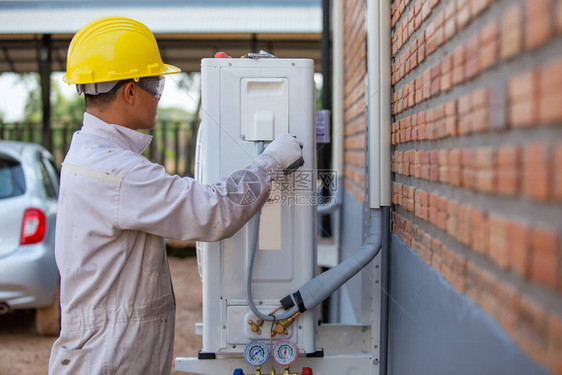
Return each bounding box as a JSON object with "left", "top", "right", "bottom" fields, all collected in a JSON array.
[{"left": 243, "top": 340, "right": 270, "bottom": 367}]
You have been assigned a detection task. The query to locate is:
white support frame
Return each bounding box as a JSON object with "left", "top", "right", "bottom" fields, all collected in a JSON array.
[{"left": 176, "top": 324, "right": 375, "bottom": 374}]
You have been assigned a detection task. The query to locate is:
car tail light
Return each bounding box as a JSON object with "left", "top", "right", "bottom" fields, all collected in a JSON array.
[{"left": 20, "top": 208, "right": 46, "bottom": 245}]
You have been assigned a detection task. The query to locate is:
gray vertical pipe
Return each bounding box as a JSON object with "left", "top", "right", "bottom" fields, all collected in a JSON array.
[
  {"left": 320, "top": 0, "right": 332, "bottom": 204},
  {"left": 380, "top": 205, "right": 391, "bottom": 374},
  {"left": 321, "top": 0, "right": 333, "bottom": 321}
]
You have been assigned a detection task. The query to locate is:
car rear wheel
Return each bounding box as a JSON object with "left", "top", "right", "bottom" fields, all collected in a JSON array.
[{"left": 35, "top": 284, "right": 61, "bottom": 336}]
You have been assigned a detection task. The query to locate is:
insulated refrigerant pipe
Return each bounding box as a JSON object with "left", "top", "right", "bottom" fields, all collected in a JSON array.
[
  {"left": 247, "top": 179, "right": 383, "bottom": 319},
  {"left": 284, "top": 209, "right": 382, "bottom": 313},
  {"left": 246, "top": 141, "right": 300, "bottom": 322}
]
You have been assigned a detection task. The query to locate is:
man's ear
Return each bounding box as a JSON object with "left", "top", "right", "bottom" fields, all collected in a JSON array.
[{"left": 122, "top": 81, "right": 137, "bottom": 105}]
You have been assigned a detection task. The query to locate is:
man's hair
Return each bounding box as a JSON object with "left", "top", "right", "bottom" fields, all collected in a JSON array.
[{"left": 84, "top": 80, "right": 129, "bottom": 110}]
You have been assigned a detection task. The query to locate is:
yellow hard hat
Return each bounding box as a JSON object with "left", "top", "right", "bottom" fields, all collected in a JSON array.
[{"left": 63, "top": 16, "right": 181, "bottom": 84}]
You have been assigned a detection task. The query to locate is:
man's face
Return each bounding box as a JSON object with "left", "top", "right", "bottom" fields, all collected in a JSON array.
[
  {"left": 131, "top": 76, "right": 165, "bottom": 130},
  {"left": 133, "top": 83, "right": 160, "bottom": 130}
]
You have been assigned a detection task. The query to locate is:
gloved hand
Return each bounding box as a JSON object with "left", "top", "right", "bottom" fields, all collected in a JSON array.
[{"left": 263, "top": 134, "right": 304, "bottom": 175}]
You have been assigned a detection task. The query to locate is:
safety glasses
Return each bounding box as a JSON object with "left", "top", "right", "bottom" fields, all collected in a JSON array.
[{"left": 136, "top": 76, "right": 165, "bottom": 99}]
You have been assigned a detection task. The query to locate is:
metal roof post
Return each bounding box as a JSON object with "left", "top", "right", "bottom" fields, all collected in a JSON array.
[{"left": 39, "top": 34, "right": 51, "bottom": 151}]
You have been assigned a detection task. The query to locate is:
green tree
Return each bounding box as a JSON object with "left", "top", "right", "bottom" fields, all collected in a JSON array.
[{"left": 17, "top": 73, "right": 85, "bottom": 127}]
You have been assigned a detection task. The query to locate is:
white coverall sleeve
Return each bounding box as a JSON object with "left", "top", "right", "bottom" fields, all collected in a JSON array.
[{"left": 116, "top": 153, "right": 280, "bottom": 242}]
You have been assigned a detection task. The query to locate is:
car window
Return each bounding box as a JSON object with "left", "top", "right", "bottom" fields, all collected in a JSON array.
[
  {"left": 38, "top": 157, "right": 57, "bottom": 199},
  {"left": 47, "top": 158, "right": 60, "bottom": 180},
  {"left": 42, "top": 156, "right": 60, "bottom": 196},
  {"left": 0, "top": 158, "right": 26, "bottom": 199}
]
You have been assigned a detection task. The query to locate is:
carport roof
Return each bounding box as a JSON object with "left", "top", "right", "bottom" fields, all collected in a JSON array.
[{"left": 0, "top": 0, "right": 322, "bottom": 73}]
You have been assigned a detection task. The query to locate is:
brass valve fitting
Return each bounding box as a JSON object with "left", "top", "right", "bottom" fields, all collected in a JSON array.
[
  {"left": 271, "top": 317, "right": 295, "bottom": 337},
  {"left": 248, "top": 319, "right": 264, "bottom": 335}
]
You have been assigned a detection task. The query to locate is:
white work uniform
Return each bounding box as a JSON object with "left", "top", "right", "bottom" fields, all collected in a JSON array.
[{"left": 49, "top": 113, "right": 280, "bottom": 375}]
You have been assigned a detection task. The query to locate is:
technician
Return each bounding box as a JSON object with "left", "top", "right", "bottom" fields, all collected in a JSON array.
[{"left": 49, "top": 16, "right": 303, "bottom": 374}]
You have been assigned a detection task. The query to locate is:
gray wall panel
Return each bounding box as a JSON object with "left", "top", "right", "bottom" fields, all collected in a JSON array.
[
  {"left": 338, "top": 190, "right": 369, "bottom": 323},
  {"left": 388, "top": 234, "right": 548, "bottom": 375}
]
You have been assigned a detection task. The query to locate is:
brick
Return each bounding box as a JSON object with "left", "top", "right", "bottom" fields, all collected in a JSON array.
[
  {"left": 419, "top": 191, "right": 429, "bottom": 221},
  {"left": 464, "top": 261, "right": 482, "bottom": 302},
  {"left": 471, "top": 208, "right": 488, "bottom": 255},
  {"left": 429, "top": 193, "right": 440, "bottom": 226},
  {"left": 450, "top": 252, "right": 467, "bottom": 293},
  {"left": 516, "top": 295, "right": 548, "bottom": 364},
  {"left": 422, "top": 0, "right": 431, "bottom": 20},
  {"left": 509, "top": 221, "right": 531, "bottom": 278},
  {"left": 508, "top": 71, "right": 538, "bottom": 128},
  {"left": 557, "top": 0, "right": 562, "bottom": 32},
  {"left": 472, "top": 89, "right": 490, "bottom": 133},
  {"left": 430, "top": 150, "right": 440, "bottom": 181},
  {"left": 422, "top": 232, "right": 434, "bottom": 265},
  {"left": 488, "top": 214, "right": 510, "bottom": 269},
  {"left": 421, "top": 153, "right": 431, "bottom": 180},
  {"left": 445, "top": 100, "right": 457, "bottom": 117},
  {"left": 538, "top": 59, "right": 562, "bottom": 124},
  {"left": 458, "top": 92, "right": 472, "bottom": 114},
  {"left": 494, "top": 281, "right": 519, "bottom": 336},
  {"left": 447, "top": 200, "right": 458, "bottom": 238},
  {"left": 449, "top": 148, "right": 462, "bottom": 186},
  {"left": 408, "top": 186, "right": 416, "bottom": 212},
  {"left": 489, "top": 84, "right": 508, "bottom": 131},
  {"left": 547, "top": 313, "right": 562, "bottom": 375},
  {"left": 431, "top": 238, "right": 443, "bottom": 272},
  {"left": 462, "top": 149, "right": 476, "bottom": 190},
  {"left": 555, "top": 143, "right": 562, "bottom": 203},
  {"left": 509, "top": 70, "right": 537, "bottom": 101},
  {"left": 523, "top": 142, "right": 551, "bottom": 201},
  {"left": 423, "top": 68, "right": 432, "bottom": 100},
  {"left": 472, "top": 107, "right": 489, "bottom": 134},
  {"left": 418, "top": 38, "right": 426, "bottom": 64},
  {"left": 501, "top": 3, "right": 523, "bottom": 60},
  {"left": 479, "top": 21, "right": 499, "bottom": 72},
  {"left": 437, "top": 197, "right": 448, "bottom": 231},
  {"left": 444, "top": 16, "right": 456, "bottom": 41},
  {"left": 452, "top": 45, "right": 466, "bottom": 85},
  {"left": 414, "top": 76, "right": 423, "bottom": 104},
  {"left": 525, "top": 0, "right": 552, "bottom": 50},
  {"left": 439, "top": 149, "right": 449, "bottom": 183},
  {"left": 531, "top": 227, "right": 559, "bottom": 289},
  {"left": 471, "top": 0, "right": 490, "bottom": 17},
  {"left": 440, "top": 245, "right": 453, "bottom": 284},
  {"left": 456, "top": 0, "right": 472, "bottom": 30},
  {"left": 475, "top": 266, "right": 497, "bottom": 316},
  {"left": 431, "top": 74, "right": 441, "bottom": 97},
  {"left": 472, "top": 88, "right": 489, "bottom": 109},
  {"left": 457, "top": 205, "right": 472, "bottom": 246},
  {"left": 412, "top": 0, "right": 421, "bottom": 15},
  {"left": 465, "top": 35, "right": 480, "bottom": 80},
  {"left": 441, "top": 54, "right": 453, "bottom": 92},
  {"left": 345, "top": 133, "right": 367, "bottom": 150},
  {"left": 476, "top": 148, "right": 495, "bottom": 193},
  {"left": 496, "top": 145, "right": 520, "bottom": 196}
]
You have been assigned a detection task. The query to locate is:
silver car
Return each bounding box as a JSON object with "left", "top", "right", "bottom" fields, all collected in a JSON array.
[{"left": 0, "top": 140, "right": 60, "bottom": 335}]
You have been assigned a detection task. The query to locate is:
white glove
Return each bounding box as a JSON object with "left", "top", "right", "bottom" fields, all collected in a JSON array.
[{"left": 263, "top": 134, "right": 304, "bottom": 173}]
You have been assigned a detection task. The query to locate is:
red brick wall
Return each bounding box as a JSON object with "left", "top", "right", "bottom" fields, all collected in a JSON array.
[
  {"left": 390, "top": 0, "right": 562, "bottom": 373},
  {"left": 343, "top": 0, "right": 368, "bottom": 203}
]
